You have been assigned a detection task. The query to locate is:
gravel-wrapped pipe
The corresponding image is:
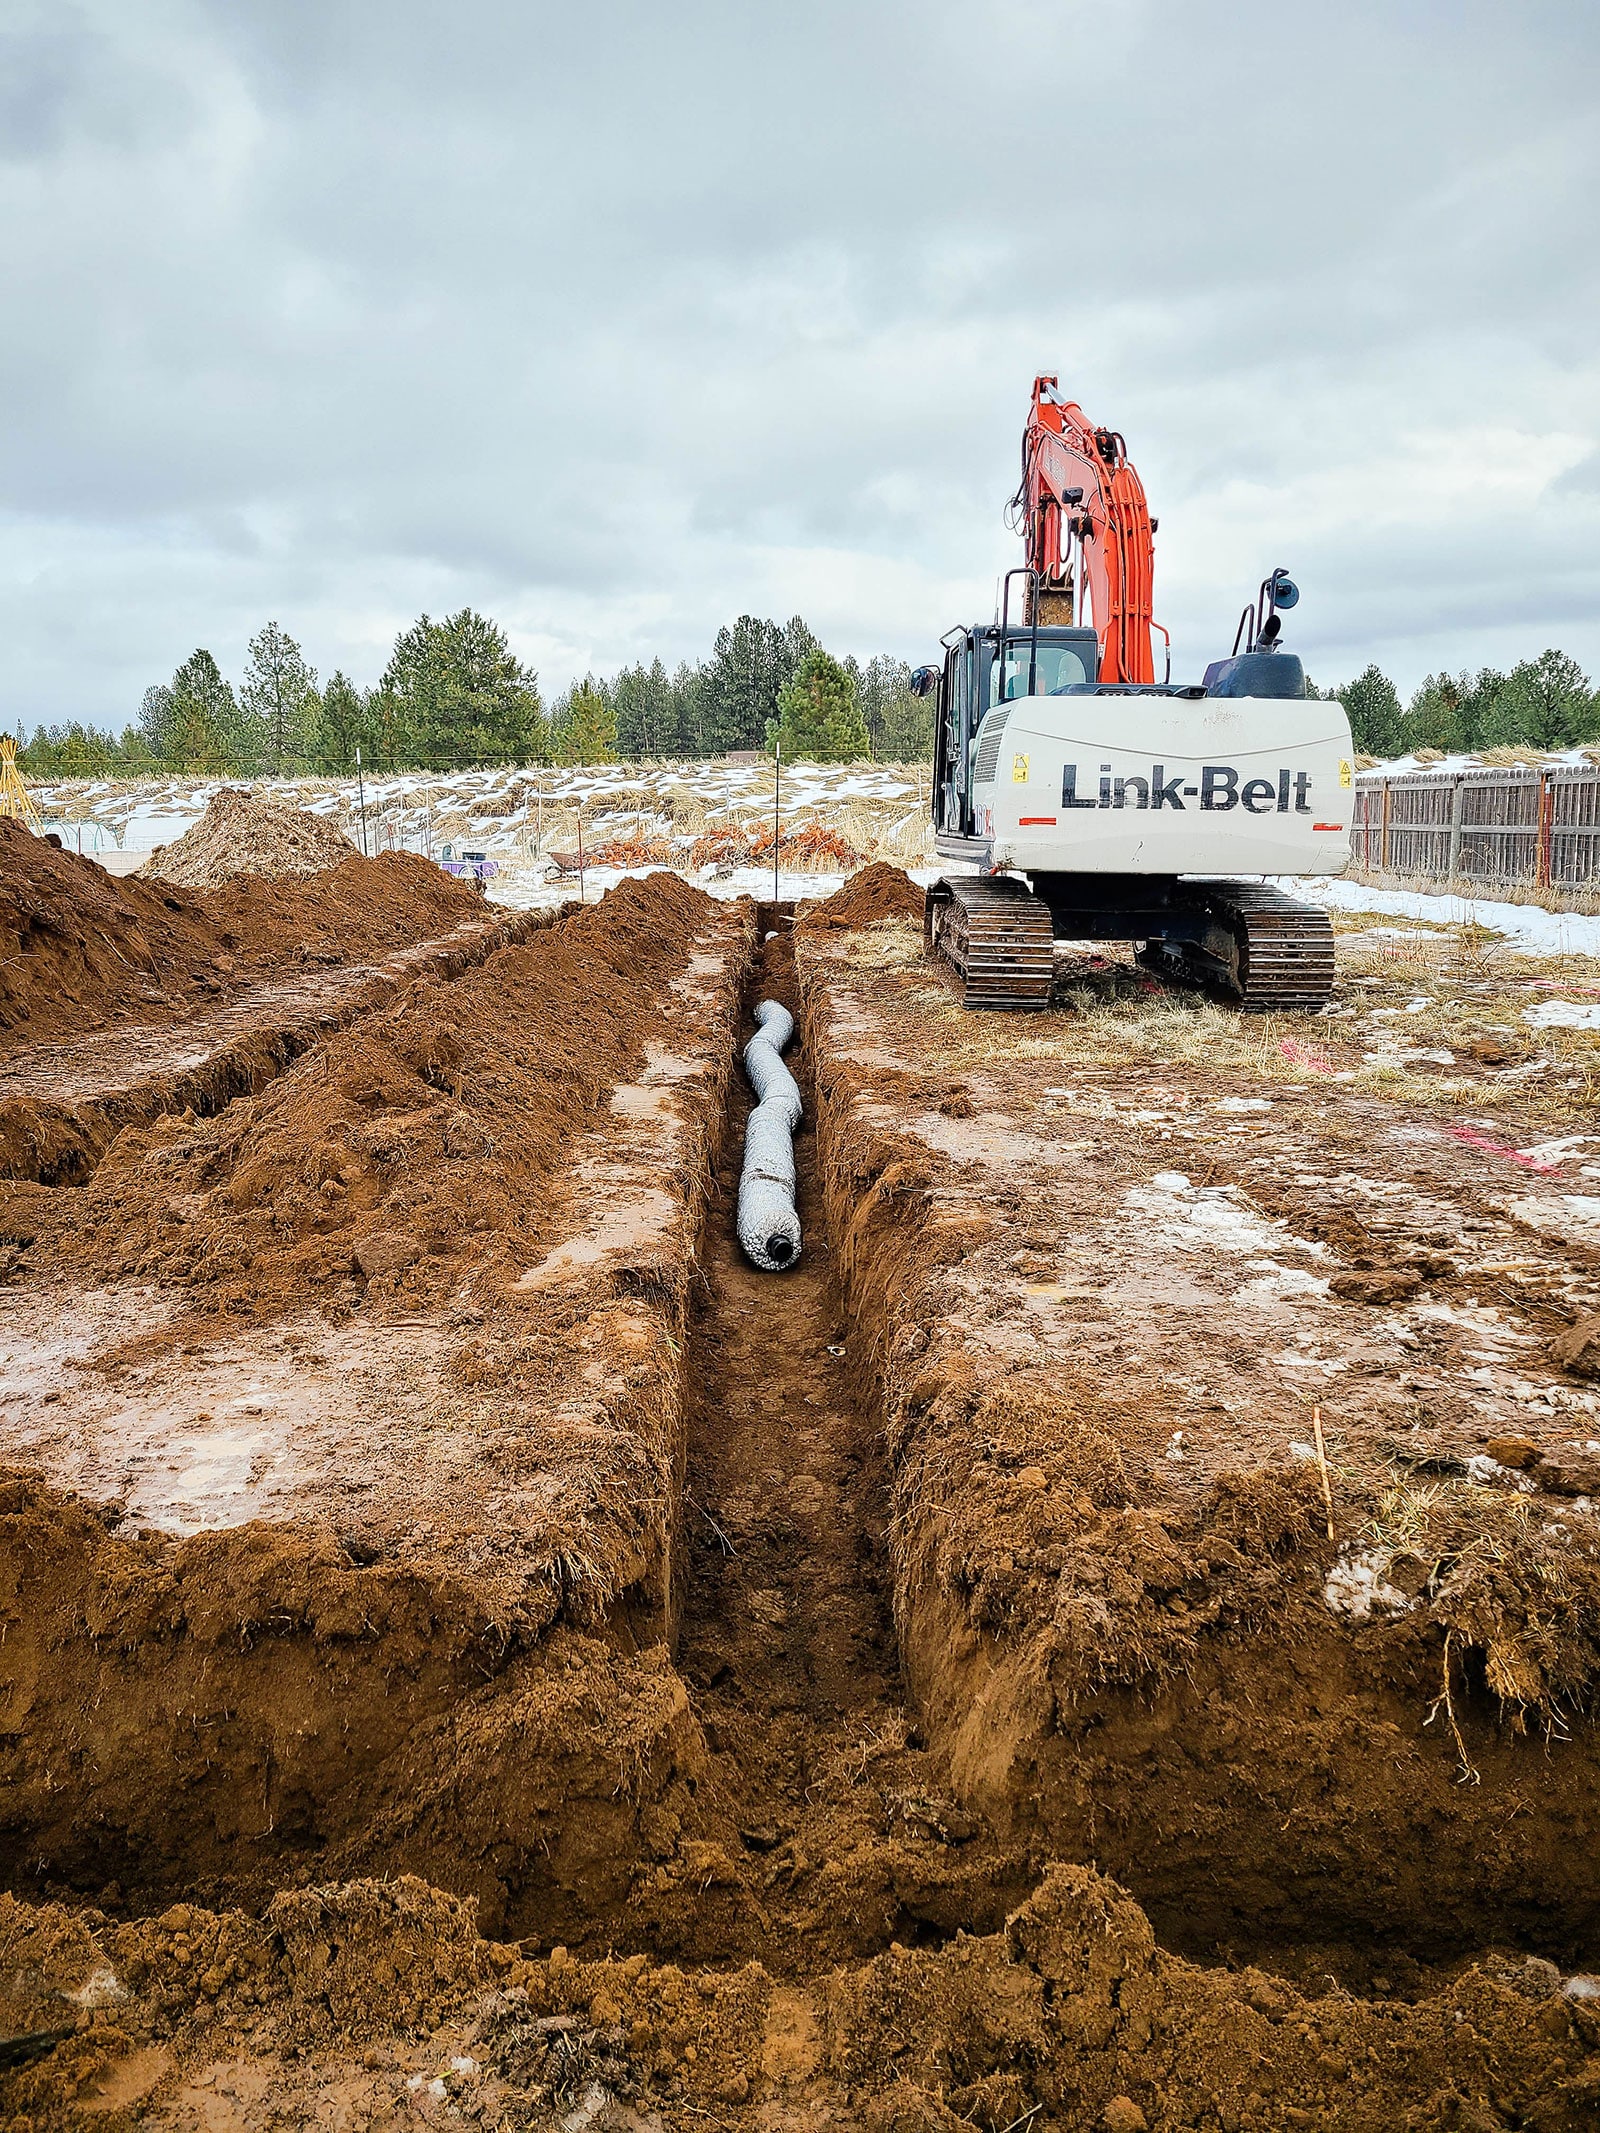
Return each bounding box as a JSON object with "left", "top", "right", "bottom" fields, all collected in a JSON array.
[{"left": 738, "top": 999, "right": 802, "bottom": 1272}]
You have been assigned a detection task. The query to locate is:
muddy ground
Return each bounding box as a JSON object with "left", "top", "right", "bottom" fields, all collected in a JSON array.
[{"left": 2, "top": 851, "right": 1599, "bottom": 2130}]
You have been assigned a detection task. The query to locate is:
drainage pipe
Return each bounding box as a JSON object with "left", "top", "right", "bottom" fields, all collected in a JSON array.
[{"left": 737, "top": 1000, "right": 802, "bottom": 1272}]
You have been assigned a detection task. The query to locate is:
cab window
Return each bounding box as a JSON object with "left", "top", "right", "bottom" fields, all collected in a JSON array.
[{"left": 988, "top": 639, "right": 1092, "bottom": 703}]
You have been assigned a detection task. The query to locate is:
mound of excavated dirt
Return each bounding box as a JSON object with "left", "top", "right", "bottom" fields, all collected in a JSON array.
[
  {"left": 51, "top": 871, "right": 726, "bottom": 1326},
  {"left": 1, "top": 1811, "right": 1593, "bottom": 2129},
  {"left": 797, "top": 859, "right": 924, "bottom": 934},
  {"left": 0, "top": 816, "right": 482, "bottom": 1057},
  {"left": 143, "top": 787, "right": 357, "bottom": 886}
]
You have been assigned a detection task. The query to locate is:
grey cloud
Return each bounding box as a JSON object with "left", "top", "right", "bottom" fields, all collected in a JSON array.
[{"left": 1, "top": 0, "right": 1597, "bottom": 729}]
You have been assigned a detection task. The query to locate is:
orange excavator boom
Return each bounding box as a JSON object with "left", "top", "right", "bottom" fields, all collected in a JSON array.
[{"left": 1013, "top": 374, "right": 1158, "bottom": 685}]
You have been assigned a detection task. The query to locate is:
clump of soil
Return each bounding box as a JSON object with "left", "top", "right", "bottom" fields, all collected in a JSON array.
[
  {"left": 0, "top": 814, "right": 481, "bottom": 1057},
  {"left": 143, "top": 788, "right": 357, "bottom": 887},
  {"left": 2, "top": 1866, "right": 1594, "bottom": 2129},
  {"left": 797, "top": 860, "right": 924, "bottom": 933},
  {"left": 49, "top": 871, "right": 725, "bottom": 1326}
]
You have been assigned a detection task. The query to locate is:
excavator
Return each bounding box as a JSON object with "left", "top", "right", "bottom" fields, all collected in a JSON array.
[{"left": 914, "top": 376, "right": 1353, "bottom": 1011}]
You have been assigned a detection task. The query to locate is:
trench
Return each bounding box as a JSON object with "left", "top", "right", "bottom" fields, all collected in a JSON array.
[
  {"left": 659, "top": 913, "right": 1035, "bottom": 1970},
  {"left": 677, "top": 916, "right": 900, "bottom": 1791},
  {"left": 2, "top": 883, "right": 1596, "bottom": 2002},
  {"left": 0, "top": 903, "right": 563, "bottom": 1185},
  {"left": 7, "top": 881, "right": 1600, "bottom": 2127}
]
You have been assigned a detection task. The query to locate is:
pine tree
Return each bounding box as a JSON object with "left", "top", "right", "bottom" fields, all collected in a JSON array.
[
  {"left": 614, "top": 658, "right": 680, "bottom": 756},
  {"left": 1479, "top": 651, "right": 1597, "bottom": 749},
  {"left": 166, "top": 650, "right": 240, "bottom": 772},
  {"left": 703, "top": 616, "right": 792, "bottom": 752},
  {"left": 769, "top": 650, "right": 868, "bottom": 763},
  {"left": 551, "top": 681, "right": 618, "bottom": 765},
  {"left": 851, "top": 654, "right": 931, "bottom": 761},
  {"left": 371, "top": 616, "right": 439, "bottom": 767},
  {"left": 118, "top": 724, "right": 158, "bottom": 769},
  {"left": 374, "top": 610, "right": 545, "bottom": 769},
  {"left": 437, "top": 608, "right": 547, "bottom": 762},
  {"left": 138, "top": 684, "right": 176, "bottom": 761},
  {"left": 779, "top": 615, "right": 819, "bottom": 686},
  {"left": 241, "top": 622, "right": 319, "bottom": 774},
  {"left": 674, "top": 662, "right": 712, "bottom": 756},
  {"left": 1332, "top": 664, "right": 1406, "bottom": 759},
  {"left": 1406, "top": 673, "right": 1468, "bottom": 754},
  {"left": 311, "top": 671, "right": 374, "bottom": 772}
]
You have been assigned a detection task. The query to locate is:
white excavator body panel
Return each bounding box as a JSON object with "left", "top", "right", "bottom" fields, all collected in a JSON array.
[{"left": 969, "top": 692, "right": 1354, "bottom": 877}]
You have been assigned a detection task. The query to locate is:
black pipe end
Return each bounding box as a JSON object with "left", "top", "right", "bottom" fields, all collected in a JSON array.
[{"left": 766, "top": 1234, "right": 795, "bottom": 1265}]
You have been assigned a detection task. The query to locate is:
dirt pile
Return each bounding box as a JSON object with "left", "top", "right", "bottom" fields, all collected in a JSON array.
[
  {"left": 0, "top": 813, "right": 481, "bottom": 1057},
  {"left": 798, "top": 859, "right": 924, "bottom": 933},
  {"left": 47, "top": 871, "right": 725, "bottom": 1325},
  {"left": 3, "top": 1866, "right": 1595, "bottom": 2129},
  {"left": 143, "top": 787, "right": 357, "bottom": 886}
]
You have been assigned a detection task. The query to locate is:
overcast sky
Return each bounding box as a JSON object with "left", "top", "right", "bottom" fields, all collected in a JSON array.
[{"left": 2, "top": 0, "right": 1597, "bottom": 730}]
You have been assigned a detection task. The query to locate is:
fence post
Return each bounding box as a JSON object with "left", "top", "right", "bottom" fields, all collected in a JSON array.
[
  {"left": 1447, "top": 776, "right": 1466, "bottom": 885},
  {"left": 1536, "top": 771, "right": 1554, "bottom": 891},
  {"left": 1380, "top": 781, "right": 1391, "bottom": 872}
]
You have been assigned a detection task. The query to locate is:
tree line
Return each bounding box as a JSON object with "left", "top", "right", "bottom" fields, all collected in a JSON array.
[
  {"left": 11, "top": 609, "right": 934, "bottom": 778},
  {"left": 1328, "top": 650, "right": 1599, "bottom": 760},
  {"left": 19, "top": 618, "right": 1591, "bottom": 778}
]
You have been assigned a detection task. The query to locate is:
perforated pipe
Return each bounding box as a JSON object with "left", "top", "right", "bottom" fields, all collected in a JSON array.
[{"left": 737, "top": 999, "right": 802, "bottom": 1272}]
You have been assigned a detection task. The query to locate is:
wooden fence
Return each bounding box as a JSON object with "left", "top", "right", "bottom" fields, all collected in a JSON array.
[{"left": 1351, "top": 767, "right": 1600, "bottom": 893}]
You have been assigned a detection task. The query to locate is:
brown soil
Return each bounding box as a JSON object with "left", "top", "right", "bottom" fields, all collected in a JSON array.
[
  {"left": 0, "top": 816, "right": 482, "bottom": 1058},
  {"left": 796, "top": 861, "right": 925, "bottom": 934},
  {"left": 26, "top": 872, "right": 722, "bottom": 1328},
  {"left": 4, "top": 1866, "right": 1595, "bottom": 2131},
  {"left": 0, "top": 905, "right": 552, "bottom": 1185},
  {"left": 142, "top": 788, "right": 357, "bottom": 887},
  {"left": 5, "top": 875, "right": 1600, "bottom": 2128},
  {"left": 0, "top": 875, "right": 751, "bottom": 1944},
  {"left": 797, "top": 917, "right": 1600, "bottom": 1972}
]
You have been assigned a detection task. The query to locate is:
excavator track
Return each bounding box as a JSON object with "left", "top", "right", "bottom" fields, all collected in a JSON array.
[
  {"left": 1141, "top": 881, "right": 1336, "bottom": 1013},
  {"left": 924, "top": 875, "right": 1054, "bottom": 1011}
]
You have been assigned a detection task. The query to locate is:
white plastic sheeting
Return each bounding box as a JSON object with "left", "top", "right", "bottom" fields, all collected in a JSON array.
[{"left": 737, "top": 1000, "right": 802, "bottom": 1272}]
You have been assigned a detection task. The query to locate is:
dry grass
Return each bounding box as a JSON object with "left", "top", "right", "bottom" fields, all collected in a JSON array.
[
  {"left": 1344, "top": 863, "right": 1600, "bottom": 919},
  {"left": 824, "top": 909, "right": 1600, "bottom": 1122}
]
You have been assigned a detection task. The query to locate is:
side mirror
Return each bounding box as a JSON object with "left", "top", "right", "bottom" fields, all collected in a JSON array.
[
  {"left": 1270, "top": 571, "right": 1300, "bottom": 610},
  {"left": 909, "top": 665, "right": 938, "bottom": 699}
]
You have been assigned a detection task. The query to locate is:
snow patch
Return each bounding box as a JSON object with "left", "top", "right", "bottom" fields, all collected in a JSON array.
[
  {"left": 1506, "top": 1195, "right": 1600, "bottom": 1243},
  {"left": 1525, "top": 1001, "right": 1600, "bottom": 1029},
  {"left": 1269, "top": 876, "right": 1600, "bottom": 959},
  {"left": 1128, "top": 1173, "right": 1327, "bottom": 1264},
  {"left": 1324, "top": 1550, "right": 1415, "bottom": 1622}
]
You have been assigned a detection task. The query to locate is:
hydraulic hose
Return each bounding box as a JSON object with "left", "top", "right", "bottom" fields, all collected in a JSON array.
[{"left": 737, "top": 1000, "right": 802, "bottom": 1272}]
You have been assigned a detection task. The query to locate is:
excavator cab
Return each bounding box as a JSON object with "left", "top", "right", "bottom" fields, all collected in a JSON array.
[{"left": 923, "top": 623, "right": 1100, "bottom": 841}]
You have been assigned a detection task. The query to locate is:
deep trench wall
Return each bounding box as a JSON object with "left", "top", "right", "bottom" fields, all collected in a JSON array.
[
  {"left": 0, "top": 896, "right": 755, "bottom": 1936},
  {"left": 796, "top": 936, "right": 1600, "bottom": 1960},
  {"left": 0, "top": 904, "right": 563, "bottom": 1185}
]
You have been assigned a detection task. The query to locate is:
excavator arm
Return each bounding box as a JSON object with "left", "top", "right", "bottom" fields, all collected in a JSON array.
[{"left": 1015, "top": 374, "right": 1157, "bottom": 685}]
